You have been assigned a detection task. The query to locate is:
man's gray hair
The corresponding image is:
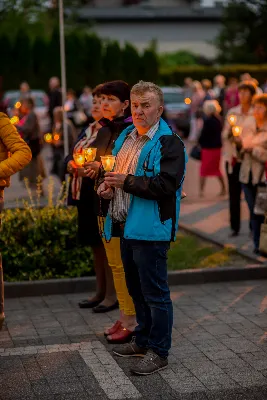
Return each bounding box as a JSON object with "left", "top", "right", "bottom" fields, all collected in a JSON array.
[{"left": 131, "top": 81, "right": 164, "bottom": 106}]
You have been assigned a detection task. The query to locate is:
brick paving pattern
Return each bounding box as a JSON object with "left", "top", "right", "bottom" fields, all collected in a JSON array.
[{"left": 1, "top": 281, "right": 267, "bottom": 399}]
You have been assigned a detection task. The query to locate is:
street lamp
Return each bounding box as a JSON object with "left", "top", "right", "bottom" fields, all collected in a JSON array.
[{"left": 58, "top": 0, "right": 68, "bottom": 158}]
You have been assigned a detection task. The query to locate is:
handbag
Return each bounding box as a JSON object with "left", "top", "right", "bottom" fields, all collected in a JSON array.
[
  {"left": 259, "top": 214, "right": 267, "bottom": 255},
  {"left": 254, "top": 168, "right": 267, "bottom": 216},
  {"left": 190, "top": 145, "right": 201, "bottom": 161}
]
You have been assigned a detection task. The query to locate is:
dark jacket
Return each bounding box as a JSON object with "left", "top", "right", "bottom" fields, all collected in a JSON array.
[
  {"left": 92, "top": 116, "right": 132, "bottom": 161},
  {"left": 17, "top": 111, "right": 41, "bottom": 157},
  {"left": 198, "top": 115, "right": 222, "bottom": 149},
  {"left": 48, "top": 89, "right": 62, "bottom": 123},
  {"left": 64, "top": 116, "right": 132, "bottom": 208},
  {"left": 92, "top": 116, "right": 133, "bottom": 216}
]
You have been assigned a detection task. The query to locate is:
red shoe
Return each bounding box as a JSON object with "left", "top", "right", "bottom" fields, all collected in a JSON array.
[
  {"left": 106, "top": 326, "right": 133, "bottom": 344},
  {"left": 104, "top": 320, "right": 122, "bottom": 337}
]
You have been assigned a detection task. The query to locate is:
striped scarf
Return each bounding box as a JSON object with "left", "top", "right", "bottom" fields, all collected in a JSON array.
[{"left": 71, "top": 121, "right": 99, "bottom": 200}]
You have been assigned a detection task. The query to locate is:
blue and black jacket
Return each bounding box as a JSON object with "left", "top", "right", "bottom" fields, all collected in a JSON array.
[{"left": 104, "top": 118, "right": 188, "bottom": 242}]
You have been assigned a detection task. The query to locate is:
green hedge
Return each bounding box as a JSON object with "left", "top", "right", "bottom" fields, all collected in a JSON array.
[
  {"left": 159, "top": 65, "right": 267, "bottom": 86},
  {"left": 0, "top": 28, "right": 159, "bottom": 91},
  {"left": 0, "top": 206, "right": 93, "bottom": 281}
]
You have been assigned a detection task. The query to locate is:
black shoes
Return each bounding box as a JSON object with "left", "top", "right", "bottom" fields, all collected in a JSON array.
[
  {"left": 78, "top": 299, "right": 103, "bottom": 309},
  {"left": 93, "top": 300, "right": 119, "bottom": 313},
  {"left": 229, "top": 231, "right": 239, "bottom": 238}
]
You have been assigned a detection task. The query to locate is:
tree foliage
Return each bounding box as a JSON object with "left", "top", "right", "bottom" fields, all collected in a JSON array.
[
  {"left": 0, "top": 1, "right": 160, "bottom": 91},
  {"left": 215, "top": 0, "right": 267, "bottom": 64}
]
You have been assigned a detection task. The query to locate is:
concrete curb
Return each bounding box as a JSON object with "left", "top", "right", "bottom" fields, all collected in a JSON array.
[
  {"left": 179, "top": 222, "right": 267, "bottom": 264},
  {"left": 5, "top": 265, "right": 267, "bottom": 298}
]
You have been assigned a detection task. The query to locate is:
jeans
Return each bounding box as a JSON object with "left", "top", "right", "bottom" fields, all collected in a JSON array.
[
  {"left": 226, "top": 162, "right": 242, "bottom": 234},
  {"left": 120, "top": 238, "right": 172, "bottom": 358},
  {"left": 242, "top": 182, "right": 265, "bottom": 250}
]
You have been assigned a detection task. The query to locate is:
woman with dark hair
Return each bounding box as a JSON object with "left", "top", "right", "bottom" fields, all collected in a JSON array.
[
  {"left": 84, "top": 80, "right": 136, "bottom": 344},
  {"left": 65, "top": 84, "right": 117, "bottom": 312}
]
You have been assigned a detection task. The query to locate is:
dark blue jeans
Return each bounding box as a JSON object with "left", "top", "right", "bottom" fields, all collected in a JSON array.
[
  {"left": 242, "top": 182, "right": 265, "bottom": 250},
  {"left": 120, "top": 238, "right": 173, "bottom": 358}
]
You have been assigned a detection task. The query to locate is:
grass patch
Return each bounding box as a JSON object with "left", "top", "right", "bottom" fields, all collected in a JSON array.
[{"left": 168, "top": 232, "right": 241, "bottom": 271}]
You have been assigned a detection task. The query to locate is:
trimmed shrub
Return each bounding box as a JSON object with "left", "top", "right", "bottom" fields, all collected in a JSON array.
[{"left": 1, "top": 206, "right": 93, "bottom": 281}]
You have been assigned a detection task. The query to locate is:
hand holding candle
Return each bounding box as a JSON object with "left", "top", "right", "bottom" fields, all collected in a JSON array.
[
  {"left": 104, "top": 172, "right": 127, "bottom": 189},
  {"left": 232, "top": 126, "right": 242, "bottom": 137}
]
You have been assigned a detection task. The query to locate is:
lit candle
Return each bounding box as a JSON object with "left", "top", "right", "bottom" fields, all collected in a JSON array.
[
  {"left": 101, "top": 155, "right": 116, "bottom": 172},
  {"left": 53, "top": 133, "right": 61, "bottom": 142},
  {"left": 84, "top": 147, "right": 97, "bottom": 162},
  {"left": 10, "top": 116, "right": 19, "bottom": 125},
  {"left": 184, "top": 97, "right": 191, "bottom": 105},
  {"left": 73, "top": 153, "right": 85, "bottom": 167},
  {"left": 228, "top": 114, "right": 237, "bottom": 127},
  {"left": 15, "top": 101, "right": 21, "bottom": 109},
  {"left": 232, "top": 126, "right": 242, "bottom": 137},
  {"left": 44, "top": 133, "right": 53, "bottom": 143}
]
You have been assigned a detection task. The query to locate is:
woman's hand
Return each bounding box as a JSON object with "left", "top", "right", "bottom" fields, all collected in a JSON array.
[
  {"left": 84, "top": 161, "right": 101, "bottom": 179},
  {"left": 97, "top": 182, "right": 114, "bottom": 199},
  {"left": 84, "top": 161, "right": 100, "bottom": 172},
  {"left": 67, "top": 160, "right": 77, "bottom": 174}
]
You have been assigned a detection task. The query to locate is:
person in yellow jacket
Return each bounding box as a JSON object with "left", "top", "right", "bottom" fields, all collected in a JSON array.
[{"left": 0, "top": 113, "right": 32, "bottom": 330}]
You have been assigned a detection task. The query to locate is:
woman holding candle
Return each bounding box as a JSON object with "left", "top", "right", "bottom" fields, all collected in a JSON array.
[
  {"left": 238, "top": 94, "right": 267, "bottom": 254},
  {"left": 222, "top": 81, "right": 256, "bottom": 237},
  {"left": 85, "top": 81, "right": 137, "bottom": 343},
  {"left": 198, "top": 100, "right": 226, "bottom": 197},
  {"left": 65, "top": 84, "right": 117, "bottom": 312}
]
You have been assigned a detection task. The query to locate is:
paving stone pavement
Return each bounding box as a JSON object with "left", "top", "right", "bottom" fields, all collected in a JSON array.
[{"left": 1, "top": 281, "right": 267, "bottom": 399}]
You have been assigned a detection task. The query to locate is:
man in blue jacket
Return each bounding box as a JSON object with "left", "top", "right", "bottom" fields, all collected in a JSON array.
[{"left": 98, "top": 81, "right": 187, "bottom": 375}]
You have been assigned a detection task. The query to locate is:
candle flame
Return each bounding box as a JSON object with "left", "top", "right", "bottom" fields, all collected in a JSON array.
[
  {"left": 228, "top": 114, "right": 237, "bottom": 126},
  {"left": 10, "top": 116, "right": 19, "bottom": 124},
  {"left": 44, "top": 133, "right": 53, "bottom": 143},
  {"left": 101, "top": 155, "right": 116, "bottom": 172},
  {"left": 232, "top": 126, "right": 242, "bottom": 137},
  {"left": 15, "top": 101, "right": 21, "bottom": 109}
]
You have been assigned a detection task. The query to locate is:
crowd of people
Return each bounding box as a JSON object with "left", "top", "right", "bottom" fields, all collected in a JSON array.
[
  {"left": 0, "top": 79, "right": 187, "bottom": 377},
  {"left": 0, "top": 71, "right": 266, "bottom": 377},
  {"left": 184, "top": 75, "right": 267, "bottom": 255}
]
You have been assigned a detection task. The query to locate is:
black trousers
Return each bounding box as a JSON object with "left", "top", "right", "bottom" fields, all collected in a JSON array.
[{"left": 226, "top": 162, "right": 242, "bottom": 234}]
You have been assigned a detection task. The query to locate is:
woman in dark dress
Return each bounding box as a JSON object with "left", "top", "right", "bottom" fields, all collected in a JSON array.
[
  {"left": 198, "top": 100, "right": 226, "bottom": 197},
  {"left": 84, "top": 81, "right": 137, "bottom": 343},
  {"left": 65, "top": 85, "right": 117, "bottom": 311}
]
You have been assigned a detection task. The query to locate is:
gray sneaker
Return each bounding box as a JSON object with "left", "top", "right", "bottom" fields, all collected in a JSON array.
[
  {"left": 113, "top": 336, "right": 147, "bottom": 357},
  {"left": 130, "top": 349, "right": 168, "bottom": 375}
]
